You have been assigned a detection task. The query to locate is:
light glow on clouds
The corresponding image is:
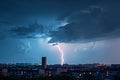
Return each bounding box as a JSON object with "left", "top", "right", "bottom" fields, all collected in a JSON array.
[
  {"left": 59, "top": 22, "right": 69, "bottom": 26},
  {"left": 19, "top": 39, "right": 31, "bottom": 54}
]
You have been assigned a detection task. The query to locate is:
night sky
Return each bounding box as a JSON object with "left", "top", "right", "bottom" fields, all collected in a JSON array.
[{"left": 0, "top": 0, "right": 120, "bottom": 64}]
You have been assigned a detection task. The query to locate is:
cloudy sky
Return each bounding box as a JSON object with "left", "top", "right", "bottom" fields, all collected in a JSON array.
[{"left": 0, "top": 0, "right": 120, "bottom": 64}]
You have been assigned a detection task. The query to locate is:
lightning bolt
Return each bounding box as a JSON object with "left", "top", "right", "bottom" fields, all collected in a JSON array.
[{"left": 56, "top": 45, "right": 64, "bottom": 65}]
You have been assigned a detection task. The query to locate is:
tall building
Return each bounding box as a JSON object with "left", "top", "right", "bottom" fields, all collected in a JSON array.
[{"left": 42, "top": 57, "right": 47, "bottom": 68}]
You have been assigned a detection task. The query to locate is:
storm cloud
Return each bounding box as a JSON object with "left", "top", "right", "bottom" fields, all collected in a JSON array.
[
  {"left": 49, "top": 0, "right": 120, "bottom": 43},
  {"left": 0, "top": 0, "right": 120, "bottom": 43},
  {"left": 9, "top": 22, "right": 44, "bottom": 38}
]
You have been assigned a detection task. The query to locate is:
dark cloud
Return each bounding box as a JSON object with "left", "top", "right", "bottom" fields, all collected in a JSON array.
[
  {"left": 49, "top": 1, "right": 120, "bottom": 43},
  {"left": 0, "top": 0, "right": 102, "bottom": 24},
  {"left": 10, "top": 22, "right": 44, "bottom": 38},
  {"left": 0, "top": 0, "right": 120, "bottom": 42}
]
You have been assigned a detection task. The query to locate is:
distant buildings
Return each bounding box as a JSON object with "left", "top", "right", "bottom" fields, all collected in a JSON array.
[
  {"left": 2, "top": 68, "right": 8, "bottom": 77},
  {"left": 0, "top": 58, "right": 120, "bottom": 80}
]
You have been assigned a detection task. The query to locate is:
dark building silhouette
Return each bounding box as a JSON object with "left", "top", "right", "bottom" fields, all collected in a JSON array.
[{"left": 42, "top": 57, "right": 46, "bottom": 68}]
